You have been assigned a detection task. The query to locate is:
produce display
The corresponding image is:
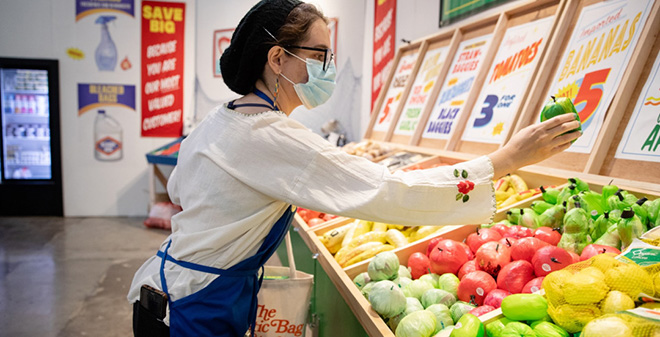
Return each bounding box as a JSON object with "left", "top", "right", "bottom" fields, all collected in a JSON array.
[
  {"left": 296, "top": 207, "right": 338, "bottom": 227},
  {"left": 341, "top": 140, "right": 396, "bottom": 161},
  {"left": 539, "top": 96, "right": 582, "bottom": 143},
  {"left": 318, "top": 219, "right": 445, "bottom": 267},
  {"left": 348, "top": 177, "right": 660, "bottom": 336}
]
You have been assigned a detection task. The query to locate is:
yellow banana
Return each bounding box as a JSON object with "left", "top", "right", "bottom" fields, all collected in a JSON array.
[
  {"left": 341, "top": 222, "right": 358, "bottom": 247},
  {"left": 385, "top": 229, "right": 409, "bottom": 248},
  {"left": 336, "top": 241, "right": 384, "bottom": 266},
  {"left": 494, "top": 176, "right": 511, "bottom": 192},
  {"left": 401, "top": 226, "right": 417, "bottom": 238},
  {"left": 327, "top": 241, "right": 342, "bottom": 254},
  {"left": 411, "top": 226, "right": 443, "bottom": 242},
  {"left": 343, "top": 244, "right": 395, "bottom": 267},
  {"left": 509, "top": 174, "right": 528, "bottom": 193},
  {"left": 353, "top": 220, "right": 373, "bottom": 238},
  {"left": 499, "top": 193, "right": 520, "bottom": 208},
  {"left": 319, "top": 223, "right": 352, "bottom": 248},
  {"left": 372, "top": 222, "right": 388, "bottom": 232},
  {"left": 334, "top": 231, "right": 388, "bottom": 262},
  {"left": 387, "top": 224, "right": 406, "bottom": 231},
  {"left": 495, "top": 190, "right": 513, "bottom": 202}
]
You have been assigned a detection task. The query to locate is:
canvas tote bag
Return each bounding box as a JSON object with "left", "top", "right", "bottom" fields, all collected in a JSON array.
[{"left": 252, "top": 231, "right": 314, "bottom": 337}]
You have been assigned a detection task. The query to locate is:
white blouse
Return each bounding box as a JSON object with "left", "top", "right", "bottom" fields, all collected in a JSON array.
[{"left": 127, "top": 103, "right": 496, "bottom": 319}]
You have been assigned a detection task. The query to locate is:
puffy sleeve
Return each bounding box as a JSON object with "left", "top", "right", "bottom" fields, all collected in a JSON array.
[{"left": 209, "top": 112, "right": 496, "bottom": 227}]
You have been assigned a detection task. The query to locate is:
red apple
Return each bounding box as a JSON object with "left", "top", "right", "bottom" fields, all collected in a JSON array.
[
  {"left": 533, "top": 227, "right": 562, "bottom": 246},
  {"left": 518, "top": 227, "right": 534, "bottom": 238},
  {"left": 322, "top": 213, "right": 338, "bottom": 221},
  {"left": 429, "top": 239, "right": 470, "bottom": 275},
  {"left": 457, "top": 271, "right": 497, "bottom": 306},
  {"left": 458, "top": 241, "right": 474, "bottom": 260},
  {"left": 458, "top": 260, "right": 481, "bottom": 280},
  {"left": 531, "top": 245, "right": 574, "bottom": 277},
  {"left": 469, "top": 305, "right": 496, "bottom": 317},
  {"left": 408, "top": 252, "right": 431, "bottom": 279},
  {"left": 491, "top": 223, "right": 510, "bottom": 236},
  {"left": 503, "top": 225, "right": 533, "bottom": 239},
  {"left": 475, "top": 241, "right": 511, "bottom": 277},
  {"left": 483, "top": 289, "right": 511, "bottom": 309},
  {"left": 497, "top": 260, "right": 535, "bottom": 294},
  {"left": 580, "top": 244, "right": 621, "bottom": 261},
  {"left": 426, "top": 237, "right": 442, "bottom": 257},
  {"left": 510, "top": 237, "right": 550, "bottom": 263},
  {"left": 499, "top": 237, "right": 517, "bottom": 249},
  {"left": 307, "top": 218, "right": 325, "bottom": 227},
  {"left": 466, "top": 228, "right": 503, "bottom": 254},
  {"left": 522, "top": 277, "right": 545, "bottom": 294},
  {"left": 569, "top": 251, "right": 580, "bottom": 264}
]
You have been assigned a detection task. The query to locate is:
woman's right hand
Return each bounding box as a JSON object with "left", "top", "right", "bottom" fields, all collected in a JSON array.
[{"left": 488, "top": 113, "right": 582, "bottom": 178}]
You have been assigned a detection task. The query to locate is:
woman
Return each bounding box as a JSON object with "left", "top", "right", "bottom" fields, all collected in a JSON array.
[{"left": 128, "top": 0, "right": 581, "bottom": 336}]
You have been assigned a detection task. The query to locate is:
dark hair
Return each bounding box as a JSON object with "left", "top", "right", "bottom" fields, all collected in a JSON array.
[{"left": 274, "top": 4, "right": 328, "bottom": 48}]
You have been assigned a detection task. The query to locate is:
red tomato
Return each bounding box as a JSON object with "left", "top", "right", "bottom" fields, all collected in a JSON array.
[{"left": 533, "top": 227, "right": 562, "bottom": 246}]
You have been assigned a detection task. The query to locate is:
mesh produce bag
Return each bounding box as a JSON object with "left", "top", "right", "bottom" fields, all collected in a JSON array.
[
  {"left": 580, "top": 312, "right": 660, "bottom": 337},
  {"left": 542, "top": 253, "right": 659, "bottom": 334}
]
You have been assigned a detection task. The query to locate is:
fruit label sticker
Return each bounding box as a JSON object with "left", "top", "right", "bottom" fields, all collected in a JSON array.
[
  {"left": 422, "top": 34, "right": 492, "bottom": 140},
  {"left": 462, "top": 16, "right": 554, "bottom": 144},
  {"left": 615, "top": 52, "right": 660, "bottom": 162},
  {"left": 394, "top": 46, "right": 449, "bottom": 136},
  {"left": 373, "top": 52, "right": 419, "bottom": 132},
  {"left": 544, "top": 0, "right": 654, "bottom": 153}
]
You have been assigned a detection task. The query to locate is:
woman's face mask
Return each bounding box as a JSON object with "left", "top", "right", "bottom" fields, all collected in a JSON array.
[{"left": 280, "top": 49, "right": 336, "bottom": 109}]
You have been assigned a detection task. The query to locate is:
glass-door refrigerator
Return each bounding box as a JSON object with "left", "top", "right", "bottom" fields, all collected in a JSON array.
[{"left": 0, "top": 58, "right": 62, "bottom": 216}]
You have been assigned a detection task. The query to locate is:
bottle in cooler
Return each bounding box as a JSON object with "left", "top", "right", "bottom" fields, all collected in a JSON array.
[{"left": 94, "top": 110, "right": 122, "bottom": 161}]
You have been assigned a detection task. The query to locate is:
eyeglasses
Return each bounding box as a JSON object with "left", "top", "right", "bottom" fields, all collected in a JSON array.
[{"left": 283, "top": 45, "right": 334, "bottom": 72}]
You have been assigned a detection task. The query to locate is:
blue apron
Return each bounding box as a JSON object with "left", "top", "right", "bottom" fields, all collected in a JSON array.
[{"left": 157, "top": 206, "right": 295, "bottom": 337}]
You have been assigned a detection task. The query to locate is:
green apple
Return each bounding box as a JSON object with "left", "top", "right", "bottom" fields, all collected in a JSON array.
[
  {"left": 539, "top": 96, "right": 582, "bottom": 142},
  {"left": 450, "top": 313, "right": 484, "bottom": 337}
]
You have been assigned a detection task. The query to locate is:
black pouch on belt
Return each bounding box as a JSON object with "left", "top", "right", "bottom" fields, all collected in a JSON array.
[{"left": 133, "top": 285, "right": 169, "bottom": 337}]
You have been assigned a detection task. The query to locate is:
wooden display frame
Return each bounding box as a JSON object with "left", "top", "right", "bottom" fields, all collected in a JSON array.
[
  {"left": 364, "top": 42, "right": 424, "bottom": 141},
  {"left": 585, "top": 1, "right": 660, "bottom": 183},
  {"left": 453, "top": 0, "right": 568, "bottom": 155},
  {"left": 388, "top": 31, "right": 458, "bottom": 145},
  {"left": 415, "top": 10, "right": 503, "bottom": 150},
  {"left": 513, "top": 0, "right": 659, "bottom": 173}
]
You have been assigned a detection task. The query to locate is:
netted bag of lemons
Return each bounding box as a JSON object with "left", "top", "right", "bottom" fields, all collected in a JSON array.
[
  {"left": 580, "top": 313, "right": 660, "bottom": 337},
  {"left": 542, "top": 253, "right": 658, "bottom": 334}
]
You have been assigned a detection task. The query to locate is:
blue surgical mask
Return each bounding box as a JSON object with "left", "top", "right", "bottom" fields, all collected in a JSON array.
[{"left": 280, "top": 53, "right": 336, "bottom": 109}]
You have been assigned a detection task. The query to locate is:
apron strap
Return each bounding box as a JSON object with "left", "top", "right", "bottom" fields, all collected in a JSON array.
[
  {"left": 157, "top": 249, "right": 256, "bottom": 277},
  {"left": 159, "top": 240, "right": 173, "bottom": 304}
]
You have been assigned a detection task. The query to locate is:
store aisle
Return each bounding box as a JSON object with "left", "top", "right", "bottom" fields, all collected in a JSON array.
[{"left": 0, "top": 217, "right": 167, "bottom": 336}]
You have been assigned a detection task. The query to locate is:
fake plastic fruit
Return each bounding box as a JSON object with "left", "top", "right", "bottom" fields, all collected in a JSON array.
[
  {"left": 426, "top": 237, "right": 442, "bottom": 257},
  {"left": 457, "top": 271, "right": 496, "bottom": 306},
  {"left": 466, "top": 228, "right": 502, "bottom": 254},
  {"left": 450, "top": 301, "right": 476, "bottom": 323},
  {"left": 500, "top": 293, "right": 548, "bottom": 321},
  {"left": 581, "top": 316, "right": 633, "bottom": 337},
  {"left": 449, "top": 313, "right": 484, "bottom": 337},
  {"left": 497, "top": 260, "right": 535, "bottom": 294},
  {"left": 368, "top": 280, "right": 406, "bottom": 318},
  {"left": 457, "top": 260, "right": 480, "bottom": 280},
  {"left": 499, "top": 322, "right": 535, "bottom": 337},
  {"left": 429, "top": 239, "right": 470, "bottom": 275},
  {"left": 533, "top": 226, "right": 562, "bottom": 246},
  {"left": 542, "top": 269, "right": 573, "bottom": 306},
  {"left": 604, "top": 263, "right": 654, "bottom": 300},
  {"left": 403, "top": 279, "right": 435, "bottom": 301},
  {"left": 437, "top": 273, "right": 460, "bottom": 298},
  {"left": 475, "top": 241, "right": 511, "bottom": 277},
  {"left": 408, "top": 252, "right": 431, "bottom": 279},
  {"left": 521, "top": 276, "right": 544, "bottom": 294},
  {"left": 600, "top": 290, "right": 635, "bottom": 314},
  {"left": 548, "top": 303, "right": 600, "bottom": 333},
  {"left": 421, "top": 288, "right": 456, "bottom": 308},
  {"left": 395, "top": 310, "right": 436, "bottom": 337},
  {"left": 468, "top": 305, "right": 495, "bottom": 317},
  {"left": 539, "top": 96, "right": 582, "bottom": 141},
  {"left": 579, "top": 244, "right": 621, "bottom": 261},
  {"left": 531, "top": 321, "right": 568, "bottom": 337},
  {"left": 531, "top": 245, "right": 573, "bottom": 277},
  {"left": 483, "top": 288, "right": 511, "bottom": 308},
  {"left": 510, "top": 237, "right": 549, "bottom": 263},
  {"left": 562, "top": 267, "right": 609, "bottom": 304},
  {"left": 426, "top": 304, "right": 453, "bottom": 332}
]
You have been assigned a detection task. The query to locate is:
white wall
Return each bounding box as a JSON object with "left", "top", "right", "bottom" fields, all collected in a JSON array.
[{"left": 0, "top": 0, "right": 196, "bottom": 216}]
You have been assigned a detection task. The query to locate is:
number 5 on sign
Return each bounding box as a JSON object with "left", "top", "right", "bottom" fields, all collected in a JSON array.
[{"left": 573, "top": 68, "right": 611, "bottom": 128}]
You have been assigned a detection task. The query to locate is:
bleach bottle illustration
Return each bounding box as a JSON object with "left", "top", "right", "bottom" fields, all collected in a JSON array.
[
  {"left": 94, "top": 110, "right": 123, "bottom": 161},
  {"left": 95, "top": 16, "right": 117, "bottom": 71}
]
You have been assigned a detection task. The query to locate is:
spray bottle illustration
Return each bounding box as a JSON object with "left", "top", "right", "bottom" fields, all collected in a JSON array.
[
  {"left": 95, "top": 16, "right": 117, "bottom": 71},
  {"left": 94, "top": 110, "right": 123, "bottom": 161}
]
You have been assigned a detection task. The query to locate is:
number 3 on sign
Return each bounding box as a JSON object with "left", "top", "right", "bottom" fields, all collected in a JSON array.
[
  {"left": 473, "top": 94, "right": 498, "bottom": 127},
  {"left": 574, "top": 68, "right": 611, "bottom": 125}
]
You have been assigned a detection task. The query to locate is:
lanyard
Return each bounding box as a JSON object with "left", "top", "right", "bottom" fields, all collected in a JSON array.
[{"left": 228, "top": 89, "right": 278, "bottom": 111}]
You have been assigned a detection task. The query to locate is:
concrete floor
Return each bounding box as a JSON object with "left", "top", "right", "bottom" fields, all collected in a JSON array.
[{"left": 0, "top": 216, "right": 285, "bottom": 336}]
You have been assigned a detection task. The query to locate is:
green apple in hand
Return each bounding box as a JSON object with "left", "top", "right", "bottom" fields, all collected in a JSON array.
[{"left": 540, "top": 96, "right": 582, "bottom": 143}]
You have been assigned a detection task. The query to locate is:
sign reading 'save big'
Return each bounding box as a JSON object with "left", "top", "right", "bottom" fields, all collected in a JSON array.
[{"left": 141, "top": 1, "right": 185, "bottom": 137}]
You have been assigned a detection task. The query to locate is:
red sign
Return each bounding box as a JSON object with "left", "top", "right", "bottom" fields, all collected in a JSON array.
[
  {"left": 141, "top": 1, "right": 185, "bottom": 137},
  {"left": 372, "top": 0, "right": 396, "bottom": 111}
]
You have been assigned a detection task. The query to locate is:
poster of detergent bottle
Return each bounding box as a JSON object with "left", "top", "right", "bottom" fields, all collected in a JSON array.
[
  {"left": 462, "top": 16, "right": 554, "bottom": 144},
  {"left": 615, "top": 53, "right": 660, "bottom": 163},
  {"left": 394, "top": 46, "right": 449, "bottom": 136},
  {"left": 372, "top": 52, "right": 419, "bottom": 133},
  {"left": 422, "top": 34, "right": 492, "bottom": 140},
  {"left": 543, "top": 0, "right": 654, "bottom": 153}
]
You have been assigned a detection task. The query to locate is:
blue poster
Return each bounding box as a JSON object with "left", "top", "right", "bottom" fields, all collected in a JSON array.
[
  {"left": 76, "top": 0, "right": 134, "bottom": 21},
  {"left": 78, "top": 83, "right": 136, "bottom": 115}
]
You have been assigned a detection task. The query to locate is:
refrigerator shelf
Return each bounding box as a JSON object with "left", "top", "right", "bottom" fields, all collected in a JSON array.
[
  {"left": 4, "top": 137, "right": 50, "bottom": 142},
  {"left": 3, "top": 89, "right": 48, "bottom": 95},
  {"left": 5, "top": 162, "right": 51, "bottom": 167}
]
